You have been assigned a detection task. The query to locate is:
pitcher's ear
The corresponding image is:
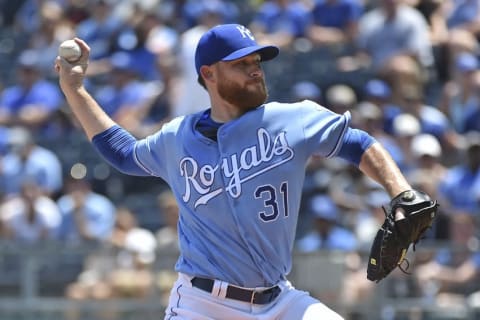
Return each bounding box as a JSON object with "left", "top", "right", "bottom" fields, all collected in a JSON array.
[{"left": 200, "top": 66, "right": 213, "bottom": 80}]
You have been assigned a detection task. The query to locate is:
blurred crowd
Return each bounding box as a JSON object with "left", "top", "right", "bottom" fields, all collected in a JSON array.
[{"left": 0, "top": 0, "right": 480, "bottom": 318}]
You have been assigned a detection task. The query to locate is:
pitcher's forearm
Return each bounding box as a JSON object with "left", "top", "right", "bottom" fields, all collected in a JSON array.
[
  {"left": 359, "top": 142, "right": 411, "bottom": 197},
  {"left": 64, "top": 86, "right": 116, "bottom": 140}
]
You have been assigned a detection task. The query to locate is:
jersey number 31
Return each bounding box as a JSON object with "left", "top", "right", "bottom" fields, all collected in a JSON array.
[{"left": 254, "top": 182, "right": 289, "bottom": 222}]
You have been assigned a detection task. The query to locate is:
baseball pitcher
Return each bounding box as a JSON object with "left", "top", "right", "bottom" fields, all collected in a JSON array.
[{"left": 55, "top": 24, "right": 437, "bottom": 319}]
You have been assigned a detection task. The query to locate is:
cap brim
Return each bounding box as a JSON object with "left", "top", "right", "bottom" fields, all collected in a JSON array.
[{"left": 221, "top": 45, "right": 279, "bottom": 62}]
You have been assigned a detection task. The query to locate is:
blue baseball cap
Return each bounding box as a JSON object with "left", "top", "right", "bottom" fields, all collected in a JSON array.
[
  {"left": 195, "top": 24, "right": 279, "bottom": 76},
  {"left": 310, "top": 195, "right": 338, "bottom": 222},
  {"left": 110, "top": 51, "right": 135, "bottom": 72},
  {"left": 292, "top": 81, "right": 322, "bottom": 100},
  {"left": 456, "top": 52, "right": 478, "bottom": 72},
  {"left": 364, "top": 79, "right": 391, "bottom": 99}
]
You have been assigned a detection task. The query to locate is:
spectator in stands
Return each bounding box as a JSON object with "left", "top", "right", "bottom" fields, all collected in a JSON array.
[
  {"left": 352, "top": 101, "right": 380, "bottom": 131},
  {"left": 464, "top": 105, "right": 480, "bottom": 133},
  {"left": 391, "top": 113, "right": 421, "bottom": 172},
  {"left": 444, "top": 28, "right": 479, "bottom": 80},
  {"left": 12, "top": 0, "right": 46, "bottom": 35},
  {"left": 57, "top": 174, "right": 116, "bottom": 243},
  {"left": 0, "top": 126, "right": 63, "bottom": 197},
  {"left": 415, "top": 212, "right": 480, "bottom": 311},
  {"left": 439, "top": 52, "right": 480, "bottom": 134},
  {"left": 94, "top": 52, "right": 154, "bottom": 130},
  {"left": 75, "top": 0, "right": 123, "bottom": 60},
  {"left": 249, "top": 0, "right": 310, "bottom": 49},
  {"left": 83, "top": 6, "right": 179, "bottom": 137},
  {"left": 324, "top": 83, "right": 357, "bottom": 115},
  {"left": 361, "top": 78, "right": 403, "bottom": 134},
  {"left": 391, "top": 82, "right": 458, "bottom": 152},
  {"left": 108, "top": 207, "right": 157, "bottom": 298},
  {"left": 374, "top": 53, "right": 460, "bottom": 151},
  {"left": 154, "top": 189, "right": 180, "bottom": 305},
  {"left": 339, "top": 189, "right": 390, "bottom": 310},
  {"left": 406, "top": 0, "right": 450, "bottom": 83},
  {"left": 108, "top": 8, "right": 176, "bottom": 82},
  {"left": 173, "top": 0, "right": 227, "bottom": 117},
  {"left": 378, "top": 54, "right": 425, "bottom": 106},
  {"left": 350, "top": 0, "right": 434, "bottom": 71},
  {"left": 156, "top": 189, "right": 179, "bottom": 250},
  {"left": 404, "top": 134, "right": 450, "bottom": 241},
  {"left": 408, "top": 133, "right": 447, "bottom": 184},
  {"left": 65, "top": 207, "right": 156, "bottom": 302},
  {"left": 145, "top": 12, "right": 179, "bottom": 62},
  {"left": 339, "top": 260, "right": 375, "bottom": 312},
  {"left": 353, "top": 100, "right": 404, "bottom": 170},
  {"left": 306, "top": 0, "right": 363, "bottom": 47},
  {"left": 0, "top": 176, "right": 61, "bottom": 242},
  {"left": 0, "top": 215, "right": 6, "bottom": 239},
  {"left": 354, "top": 187, "right": 391, "bottom": 250},
  {"left": 445, "top": 0, "right": 480, "bottom": 38},
  {"left": 438, "top": 131, "right": 480, "bottom": 215},
  {"left": 296, "top": 194, "right": 357, "bottom": 252},
  {"left": 0, "top": 50, "right": 62, "bottom": 134},
  {"left": 291, "top": 80, "right": 322, "bottom": 103},
  {"left": 0, "top": 126, "right": 8, "bottom": 155},
  {"left": 409, "top": 0, "right": 449, "bottom": 44},
  {"left": 25, "top": 1, "right": 75, "bottom": 79},
  {"left": 181, "top": 0, "right": 238, "bottom": 31},
  {"left": 326, "top": 163, "right": 375, "bottom": 219}
]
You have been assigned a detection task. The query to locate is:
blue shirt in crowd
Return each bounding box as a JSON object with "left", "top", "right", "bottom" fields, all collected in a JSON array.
[
  {"left": 252, "top": 1, "right": 310, "bottom": 37},
  {"left": 309, "top": 0, "right": 363, "bottom": 29},
  {"left": 296, "top": 227, "right": 358, "bottom": 252},
  {"left": 0, "top": 146, "right": 63, "bottom": 196},
  {"left": 0, "top": 80, "right": 61, "bottom": 116},
  {"left": 57, "top": 192, "right": 116, "bottom": 242}
]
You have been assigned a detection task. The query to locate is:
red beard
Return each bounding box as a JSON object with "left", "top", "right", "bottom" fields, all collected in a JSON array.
[{"left": 217, "top": 76, "right": 268, "bottom": 111}]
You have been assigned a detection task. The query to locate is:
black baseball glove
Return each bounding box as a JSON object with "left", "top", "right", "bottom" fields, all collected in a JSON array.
[{"left": 366, "top": 189, "right": 438, "bottom": 282}]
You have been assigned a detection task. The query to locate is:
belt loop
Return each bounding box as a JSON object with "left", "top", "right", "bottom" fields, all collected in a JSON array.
[
  {"left": 250, "top": 291, "right": 256, "bottom": 304},
  {"left": 212, "top": 280, "right": 221, "bottom": 297},
  {"left": 218, "top": 281, "right": 228, "bottom": 299}
]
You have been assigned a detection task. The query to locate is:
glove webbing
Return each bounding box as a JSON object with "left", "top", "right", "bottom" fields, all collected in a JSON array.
[
  {"left": 379, "top": 205, "right": 435, "bottom": 278},
  {"left": 379, "top": 206, "right": 414, "bottom": 278}
]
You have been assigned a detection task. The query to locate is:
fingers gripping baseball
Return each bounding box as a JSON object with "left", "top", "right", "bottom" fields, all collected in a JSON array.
[
  {"left": 55, "top": 38, "right": 90, "bottom": 91},
  {"left": 59, "top": 39, "right": 82, "bottom": 62}
]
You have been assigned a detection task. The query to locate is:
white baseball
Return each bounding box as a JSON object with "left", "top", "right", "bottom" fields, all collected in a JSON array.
[{"left": 58, "top": 39, "right": 82, "bottom": 62}]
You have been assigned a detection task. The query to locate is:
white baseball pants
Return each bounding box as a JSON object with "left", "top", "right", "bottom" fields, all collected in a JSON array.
[{"left": 164, "top": 273, "right": 344, "bottom": 320}]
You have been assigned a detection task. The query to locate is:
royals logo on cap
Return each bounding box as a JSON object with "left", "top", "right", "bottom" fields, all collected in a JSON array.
[
  {"left": 236, "top": 25, "right": 255, "bottom": 40},
  {"left": 194, "top": 24, "right": 279, "bottom": 76}
]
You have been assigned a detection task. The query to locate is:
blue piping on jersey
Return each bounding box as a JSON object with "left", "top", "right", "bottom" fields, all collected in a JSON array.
[{"left": 326, "top": 111, "right": 351, "bottom": 158}]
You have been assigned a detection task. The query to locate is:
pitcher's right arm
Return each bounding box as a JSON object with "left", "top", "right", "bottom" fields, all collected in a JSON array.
[
  {"left": 55, "top": 38, "right": 116, "bottom": 140},
  {"left": 55, "top": 38, "right": 148, "bottom": 176}
]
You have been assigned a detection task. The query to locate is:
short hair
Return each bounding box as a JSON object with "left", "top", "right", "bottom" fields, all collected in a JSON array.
[{"left": 197, "top": 75, "right": 207, "bottom": 89}]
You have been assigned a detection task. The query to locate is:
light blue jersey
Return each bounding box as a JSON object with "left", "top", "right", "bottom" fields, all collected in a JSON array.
[{"left": 133, "top": 100, "right": 350, "bottom": 287}]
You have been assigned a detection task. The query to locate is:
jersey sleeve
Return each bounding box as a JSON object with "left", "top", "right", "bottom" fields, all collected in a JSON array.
[
  {"left": 133, "top": 129, "right": 169, "bottom": 179},
  {"left": 299, "top": 100, "right": 351, "bottom": 157}
]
